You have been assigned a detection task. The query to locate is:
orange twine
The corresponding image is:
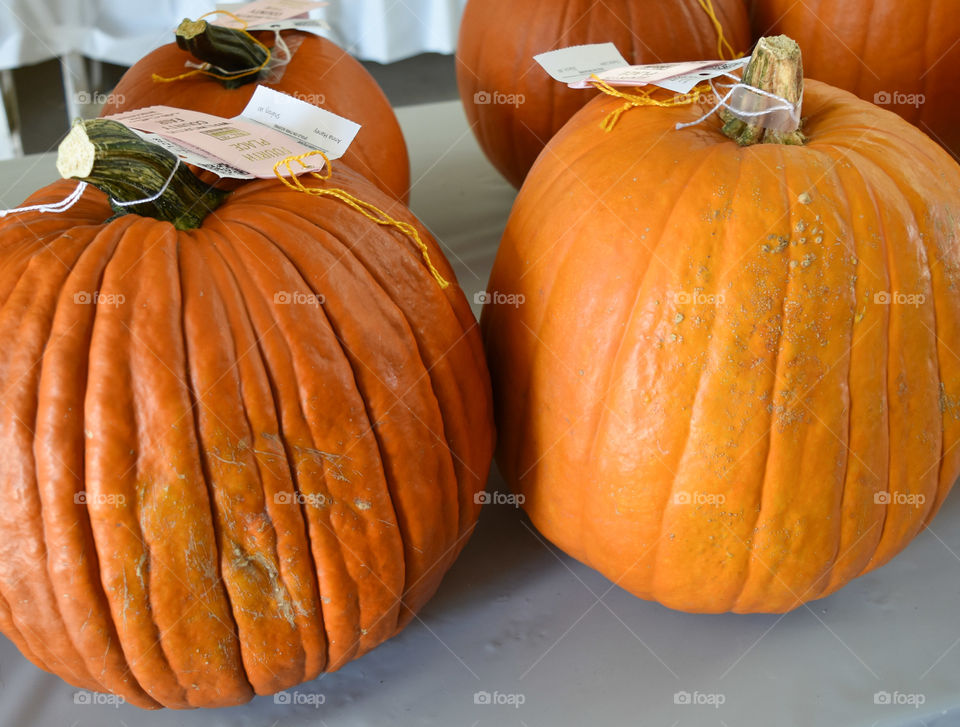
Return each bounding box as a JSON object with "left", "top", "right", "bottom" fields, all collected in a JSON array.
[
  {"left": 151, "top": 10, "right": 271, "bottom": 84},
  {"left": 273, "top": 151, "right": 450, "bottom": 290}
]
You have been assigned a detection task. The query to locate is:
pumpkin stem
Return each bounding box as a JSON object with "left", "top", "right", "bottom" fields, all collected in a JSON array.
[
  {"left": 175, "top": 17, "right": 268, "bottom": 89},
  {"left": 721, "top": 35, "right": 805, "bottom": 146},
  {"left": 56, "top": 119, "right": 227, "bottom": 230}
]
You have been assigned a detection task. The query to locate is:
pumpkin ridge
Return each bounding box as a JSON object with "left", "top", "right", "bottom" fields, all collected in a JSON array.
[
  {"left": 199, "top": 225, "right": 332, "bottom": 682},
  {"left": 261, "top": 212, "right": 461, "bottom": 629},
  {"left": 88, "top": 219, "right": 249, "bottom": 708},
  {"left": 178, "top": 228, "right": 320, "bottom": 694},
  {"left": 849, "top": 138, "right": 958, "bottom": 539},
  {"left": 204, "top": 211, "right": 396, "bottom": 671},
  {"left": 808, "top": 146, "right": 880, "bottom": 597},
  {"left": 0, "top": 232, "right": 108, "bottom": 690},
  {"left": 39, "top": 221, "right": 163, "bottom": 707},
  {"left": 199, "top": 220, "right": 338, "bottom": 679}
]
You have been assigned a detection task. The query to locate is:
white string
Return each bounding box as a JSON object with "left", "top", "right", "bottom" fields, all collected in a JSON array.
[
  {"left": 675, "top": 72, "right": 801, "bottom": 132},
  {"left": 0, "top": 181, "right": 88, "bottom": 218},
  {"left": 110, "top": 156, "right": 181, "bottom": 207}
]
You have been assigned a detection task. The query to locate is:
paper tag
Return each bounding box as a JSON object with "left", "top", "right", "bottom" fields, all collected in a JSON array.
[
  {"left": 247, "top": 17, "right": 330, "bottom": 34},
  {"left": 215, "top": 0, "right": 327, "bottom": 27},
  {"left": 533, "top": 43, "right": 629, "bottom": 84},
  {"left": 106, "top": 106, "right": 323, "bottom": 178},
  {"left": 131, "top": 130, "right": 254, "bottom": 179},
  {"left": 239, "top": 86, "right": 360, "bottom": 160},
  {"left": 568, "top": 57, "right": 749, "bottom": 92}
]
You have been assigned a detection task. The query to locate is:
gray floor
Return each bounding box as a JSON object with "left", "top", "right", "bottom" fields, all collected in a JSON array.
[{"left": 9, "top": 52, "right": 458, "bottom": 155}]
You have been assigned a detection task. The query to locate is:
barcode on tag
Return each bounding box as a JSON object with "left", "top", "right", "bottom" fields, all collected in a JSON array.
[
  {"left": 533, "top": 43, "right": 629, "bottom": 84},
  {"left": 105, "top": 105, "right": 324, "bottom": 178},
  {"left": 130, "top": 130, "right": 254, "bottom": 179}
]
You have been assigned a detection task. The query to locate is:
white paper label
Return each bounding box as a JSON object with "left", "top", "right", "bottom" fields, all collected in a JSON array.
[
  {"left": 215, "top": 0, "right": 327, "bottom": 28},
  {"left": 239, "top": 85, "right": 360, "bottom": 160},
  {"left": 247, "top": 17, "right": 330, "bottom": 34},
  {"left": 105, "top": 105, "right": 323, "bottom": 178},
  {"left": 567, "top": 57, "right": 749, "bottom": 93},
  {"left": 533, "top": 43, "right": 629, "bottom": 84}
]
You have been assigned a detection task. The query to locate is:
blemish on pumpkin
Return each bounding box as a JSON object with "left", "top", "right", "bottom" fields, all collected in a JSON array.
[
  {"left": 354, "top": 499, "right": 372, "bottom": 511},
  {"left": 798, "top": 192, "right": 812, "bottom": 205}
]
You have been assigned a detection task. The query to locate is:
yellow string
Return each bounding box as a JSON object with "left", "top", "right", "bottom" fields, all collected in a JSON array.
[
  {"left": 152, "top": 10, "right": 271, "bottom": 84},
  {"left": 590, "top": 0, "right": 745, "bottom": 131},
  {"left": 273, "top": 151, "right": 450, "bottom": 290},
  {"left": 591, "top": 79, "right": 714, "bottom": 132},
  {"left": 696, "top": 0, "right": 738, "bottom": 61}
]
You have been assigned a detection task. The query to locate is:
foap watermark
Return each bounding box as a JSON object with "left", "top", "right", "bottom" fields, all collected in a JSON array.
[
  {"left": 74, "top": 690, "right": 126, "bottom": 708},
  {"left": 474, "top": 690, "right": 526, "bottom": 708},
  {"left": 74, "top": 290, "right": 125, "bottom": 307},
  {"left": 274, "top": 290, "right": 325, "bottom": 307},
  {"left": 673, "top": 290, "right": 725, "bottom": 306},
  {"left": 873, "top": 291, "right": 925, "bottom": 307},
  {"left": 274, "top": 690, "right": 326, "bottom": 707},
  {"left": 289, "top": 92, "right": 327, "bottom": 106},
  {"left": 275, "top": 491, "right": 332, "bottom": 507},
  {"left": 673, "top": 491, "right": 725, "bottom": 507},
  {"left": 874, "top": 690, "right": 926, "bottom": 709},
  {"left": 74, "top": 491, "right": 126, "bottom": 507},
  {"left": 875, "top": 491, "right": 926, "bottom": 508},
  {"left": 674, "top": 690, "right": 726, "bottom": 709},
  {"left": 473, "top": 91, "right": 525, "bottom": 108},
  {"left": 475, "top": 490, "right": 526, "bottom": 507},
  {"left": 474, "top": 290, "right": 525, "bottom": 308},
  {"left": 874, "top": 91, "right": 925, "bottom": 109},
  {"left": 74, "top": 91, "right": 124, "bottom": 108}
]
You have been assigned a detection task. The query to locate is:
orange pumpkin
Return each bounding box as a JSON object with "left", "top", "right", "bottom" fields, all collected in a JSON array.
[
  {"left": 103, "top": 19, "right": 411, "bottom": 201},
  {"left": 481, "top": 37, "right": 960, "bottom": 613},
  {"left": 750, "top": 0, "right": 960, "bottom": 159},
  {"left": 0, "top": 120, "right": 493, "bottom": 708},
  {"left": 455, "top": 0, "right": 752, "bottom": 188}
]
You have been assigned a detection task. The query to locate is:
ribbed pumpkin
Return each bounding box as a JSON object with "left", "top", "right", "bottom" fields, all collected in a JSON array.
[
  {"left": 749, "top": 0, "right": 960, "bottom": 159},
  {"left": 455, "top": 0, "right": 751, "bottom": 188},
  {"left": 0, "top": 120, "right": 493, "bottom": 708},
  {"left": 102, "top": 20, "right": 411, "bottom": 201},
  {"left": 481, "top": 36, "right": 960, "bottom": 613}
]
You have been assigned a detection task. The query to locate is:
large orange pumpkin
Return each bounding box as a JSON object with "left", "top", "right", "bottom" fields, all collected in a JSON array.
[
  {"left": 749, "top": 0, "right": 960, "bottom": 159},
  {"left": 103, "top": 19, "right": 411, "bottom": 201},
  {"left": 0, "top": 120, "right": 493, "bottom": 708},
  {"left": 455, "top": 0, "right": 752, "bottom": 188},
  {"left": 481, "top": 37, "right": 960, "bottom": 613}
]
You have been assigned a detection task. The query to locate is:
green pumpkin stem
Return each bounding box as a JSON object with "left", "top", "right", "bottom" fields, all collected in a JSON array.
[
  {"left": 56, "top": 119, "right": 227, "bottom": 230},
  {"left": 721, "top": 35, "right": 805, "bottom": 146},
  {"left": 175, "top": 17, "right": 268, "bottom": 89}
]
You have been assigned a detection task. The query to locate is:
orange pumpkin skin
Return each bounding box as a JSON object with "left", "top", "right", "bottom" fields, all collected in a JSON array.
[
  {"left": 0, "top": 168, "right": 493, "bottom": 708},
  {"left": 455, "top": 0, "right": 751, "bottom": 188},
  {"left": 482, "top": 80, "right": 960, "bottom": 613},
  {"left": 102, "top": 32, "right": 411, "bottom": 202},
  {"left": 750, "top": 0, "right": 960, "bottom": 159}
]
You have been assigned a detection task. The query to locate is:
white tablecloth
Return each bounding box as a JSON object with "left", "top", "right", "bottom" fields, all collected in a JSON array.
[
  {"left": 0, "top": 0, "right": 466, "bottom": 69},
  {"left": 1, "top": 101, "right": 959, "bottom": 727}
]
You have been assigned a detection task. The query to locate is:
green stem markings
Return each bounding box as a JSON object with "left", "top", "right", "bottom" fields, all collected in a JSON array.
[
  {"left": 57, "top": 119, "right": 227, "bottom": 230},
  {"left": 176, "top": 18, "right": 269, "bottom": 89},
  {"left": 721, "top": 35, "right": 805, "bottom": 147}
]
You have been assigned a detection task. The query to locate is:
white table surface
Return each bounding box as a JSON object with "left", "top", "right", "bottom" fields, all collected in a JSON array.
[{"left": 1, "top": 101, "right": 959, "bottom": 727}]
